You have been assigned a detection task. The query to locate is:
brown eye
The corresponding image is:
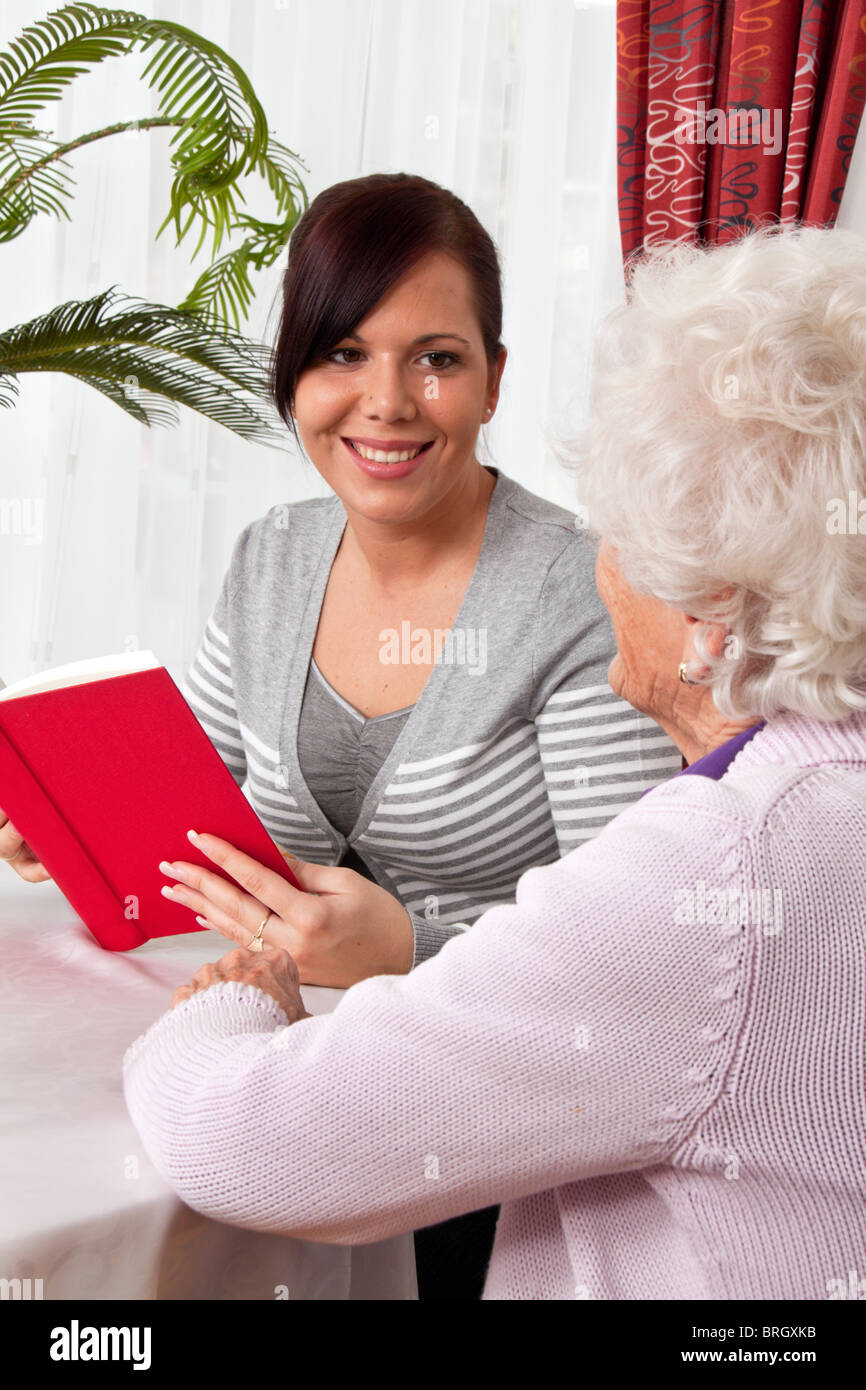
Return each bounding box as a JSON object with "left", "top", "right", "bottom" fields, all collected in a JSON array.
[{"left": 421, "top": 351, "right": 459, "bottom": 369}]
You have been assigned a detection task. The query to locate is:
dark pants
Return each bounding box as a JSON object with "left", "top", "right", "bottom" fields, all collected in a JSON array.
[{"left": 413, "top": 1204, "right": 500, "bottom": 1300}]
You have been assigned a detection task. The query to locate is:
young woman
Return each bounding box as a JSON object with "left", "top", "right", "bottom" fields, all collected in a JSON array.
[
  {"left": 178, "top": 173, "right": 680, "bottom": 1301},
  {"left": 2, "top": 173, "right": 681, "bottom": 1300},
  {"left": 181, "top": 174, "right": 679, "bottom": 957}
]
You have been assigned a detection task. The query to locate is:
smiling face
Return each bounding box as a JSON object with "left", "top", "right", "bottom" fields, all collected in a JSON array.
[{"left": 292, "top": 250, "right": 506, "bottom": 525}]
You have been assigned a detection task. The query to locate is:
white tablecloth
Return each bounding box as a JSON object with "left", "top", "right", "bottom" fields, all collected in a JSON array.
[{"left": 0, "top": 873, "right": 417, "bottom": 1299}]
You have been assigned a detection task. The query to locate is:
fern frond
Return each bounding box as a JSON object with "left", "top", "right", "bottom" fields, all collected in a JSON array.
[
  {"left": 0, "top": 6, "right": 141, "bottom": 128},
  {"left": 253, "top": 136, "right": 309, "bottom": 218},
  {"left": 172, "top": 134, "right": 306, "bottom": 329},
  {"left": 176, "top": 244, "right": 256, "bottom": 331},
  {"left": 0, "top": 3, "right": 309, "bottom": 379},
  {"left": 134, "top": 14, "right": 268, "bottom": 248},
  {"left": 0, "top": 288, "right": 282, "bottom": 442},
  {"left": 0, "top": 5, "right": 272, "bottom": 258},
  {"left": 0, "top": 128, "right": 74, "bottom": 240}
]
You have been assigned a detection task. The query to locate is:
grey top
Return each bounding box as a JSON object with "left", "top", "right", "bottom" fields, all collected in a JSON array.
[
  {"left": 181, "top": 467, "right": 682, "bottom": 967},
  {"left": 298, "top": 659, "right": 411, "bottom": 876}
]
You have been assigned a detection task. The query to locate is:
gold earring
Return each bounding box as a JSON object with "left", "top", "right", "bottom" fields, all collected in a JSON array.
[{"left": 678, "top": 660, "right": 701, "bottom": 686}]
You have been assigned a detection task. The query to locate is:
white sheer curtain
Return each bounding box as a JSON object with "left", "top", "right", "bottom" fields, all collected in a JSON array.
[{"left": 2, "top": 0, "right": 863, "bottom": 690}]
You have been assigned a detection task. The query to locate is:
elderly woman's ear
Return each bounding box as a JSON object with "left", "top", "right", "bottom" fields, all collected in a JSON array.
[{"left": 683, "top": 611, "right": 728, "bottom": 668}]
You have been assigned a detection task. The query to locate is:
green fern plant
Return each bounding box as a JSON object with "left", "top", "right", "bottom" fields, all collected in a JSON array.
[{"left": 0, "top": 2, "right": 309, "bottom": 441}]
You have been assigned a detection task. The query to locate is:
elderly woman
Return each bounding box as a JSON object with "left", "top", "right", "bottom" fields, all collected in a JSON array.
[{"left": 117, "top": 223, "right": 866, "bottom": 1296}]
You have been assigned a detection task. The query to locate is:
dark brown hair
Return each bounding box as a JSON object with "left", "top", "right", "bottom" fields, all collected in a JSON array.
[{"left": 270, "top": 172, "right": 504, "bottom": 439}]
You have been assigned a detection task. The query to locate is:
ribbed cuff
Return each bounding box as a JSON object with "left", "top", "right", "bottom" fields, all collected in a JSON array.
[
  {"left": 122, "top": 979, "right": 290, "bottom": 1071},
  {"left": 408, "top": 909, "right": 469, "bottom": 968}
]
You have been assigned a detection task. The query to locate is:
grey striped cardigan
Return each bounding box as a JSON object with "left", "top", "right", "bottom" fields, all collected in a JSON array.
[{"left": 180, "top": 469, "right": 682, "bottom": 964}]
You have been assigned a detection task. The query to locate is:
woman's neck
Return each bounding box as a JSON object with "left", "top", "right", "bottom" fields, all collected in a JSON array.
[
  {"left": 340, "top": 464, "right": 496, "bottom": 595},
  {"left": 656, "top": 690, "right": 761, "bottom": 765}
]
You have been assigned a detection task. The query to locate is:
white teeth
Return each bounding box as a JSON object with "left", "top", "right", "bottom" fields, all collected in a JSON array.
[{"left": 352, "top": 442, "right": 424, "bottom": 463}]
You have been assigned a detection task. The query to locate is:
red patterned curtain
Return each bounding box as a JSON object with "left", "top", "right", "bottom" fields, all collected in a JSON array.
[{"left": 616, "top": 0, "right": 866, "bottom": 259}]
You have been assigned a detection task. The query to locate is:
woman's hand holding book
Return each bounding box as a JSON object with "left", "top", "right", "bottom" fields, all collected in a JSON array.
[
  {"left": 0, "top": 804, "right": 52, "bottom": 882},
  {"left": 158, "top": 830, "right": 415, "bottom": 987}
]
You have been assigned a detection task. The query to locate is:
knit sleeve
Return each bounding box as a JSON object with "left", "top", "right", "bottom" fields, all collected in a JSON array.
[
  {"left": 178, "top": 534, "right": 249, "bottom": 791},
  {"left": 530, "top": 537, "right": 682, "bottom": 854},
  {"left": 408, "top": 907, "right": 467, "bottom": 968},
  {"left": 122, "top": 783, "right": 752, "bottom": 1246}
]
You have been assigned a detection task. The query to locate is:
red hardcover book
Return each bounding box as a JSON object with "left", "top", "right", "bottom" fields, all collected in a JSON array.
[{"left": 0, "top": 650, "right": 301, "bottom": 950}]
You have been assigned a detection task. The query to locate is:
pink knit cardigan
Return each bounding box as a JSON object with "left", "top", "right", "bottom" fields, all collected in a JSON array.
[{"left": 123, "top": 711, "right": 866, "bottom": 1299}]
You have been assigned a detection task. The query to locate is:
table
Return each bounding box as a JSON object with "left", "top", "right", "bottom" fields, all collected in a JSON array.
[{"left": 0, "top": 873, "right": 418, "bottom": 1300}]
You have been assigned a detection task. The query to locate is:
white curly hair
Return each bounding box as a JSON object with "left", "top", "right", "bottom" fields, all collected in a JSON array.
[{"left": 559, "top": 223, "right": 866, "bottom": 723}]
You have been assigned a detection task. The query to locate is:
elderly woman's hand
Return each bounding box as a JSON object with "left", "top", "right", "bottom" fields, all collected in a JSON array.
[
  {"left": 159, "top": 830, "right": 415, "bottom": 987},
  {"left": 170, "top": 944, "right": 312, "bottom": 1021},
  {"left": 0, "top": 804, "right": 52, "bottom": 882}
]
